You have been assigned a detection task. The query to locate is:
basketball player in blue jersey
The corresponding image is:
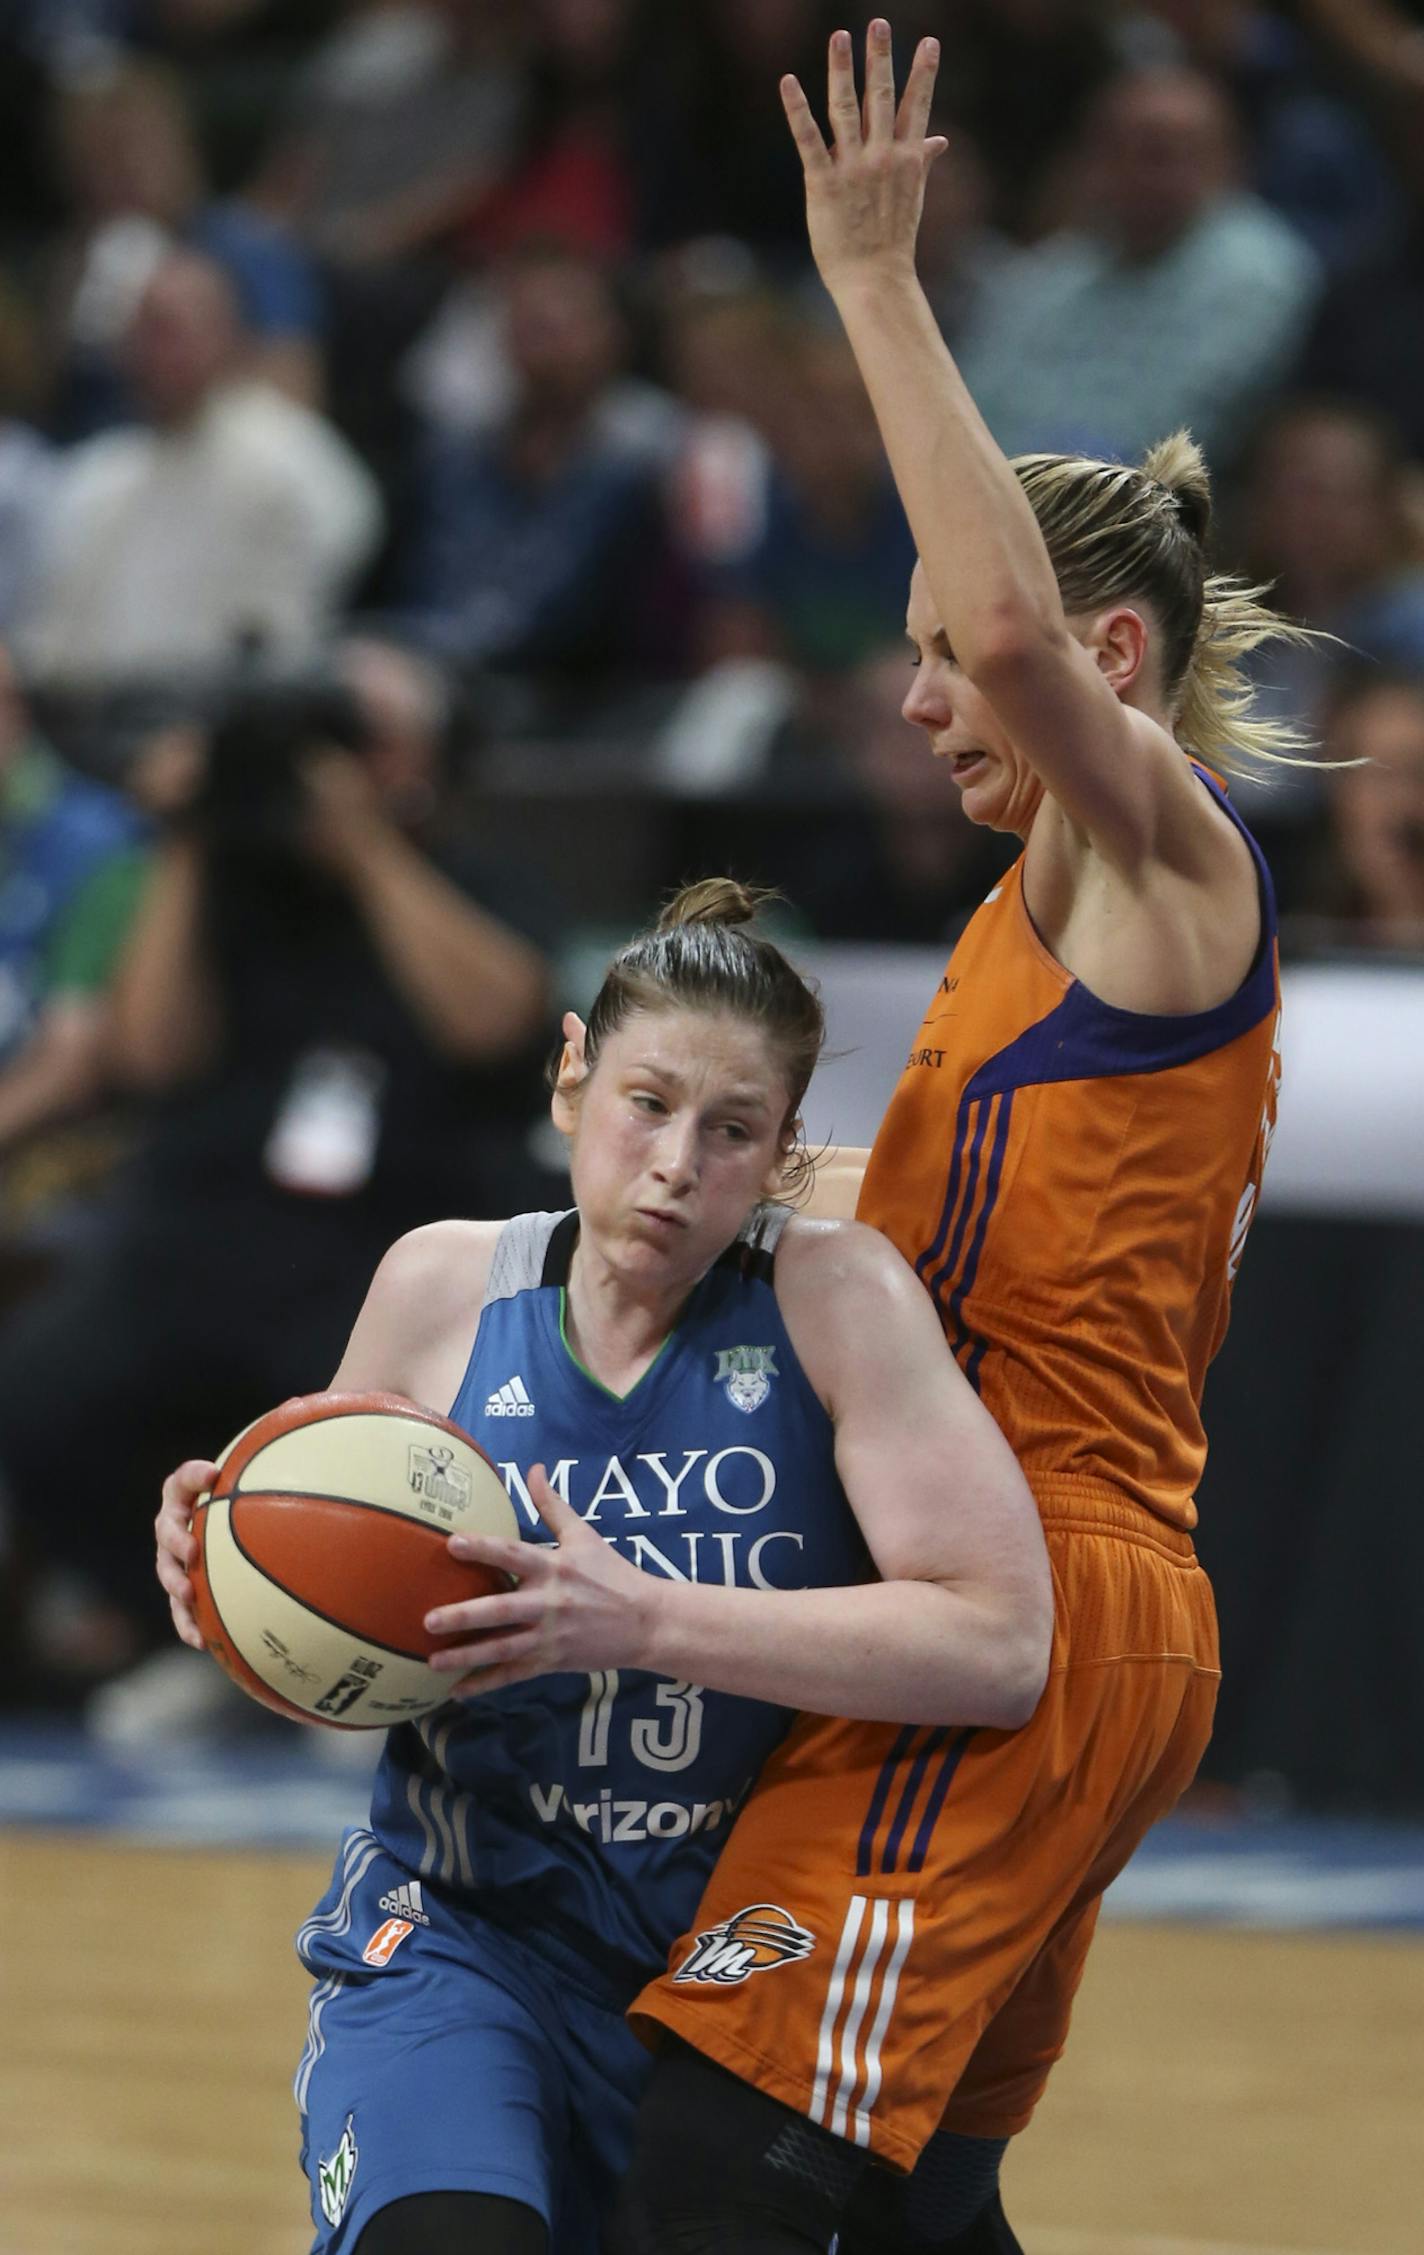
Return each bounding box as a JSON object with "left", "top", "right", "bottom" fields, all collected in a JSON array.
[{"left": 154, "top": 878, "right": 1051, "bottom": 2255}]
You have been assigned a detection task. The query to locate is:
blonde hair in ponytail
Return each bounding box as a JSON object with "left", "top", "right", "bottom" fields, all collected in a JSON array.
[{"left": 1013, "top": 431, "right": 1321, "bottom": 778}]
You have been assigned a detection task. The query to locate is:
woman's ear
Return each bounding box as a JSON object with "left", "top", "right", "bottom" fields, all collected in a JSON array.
[
  {"left": 551, "top": 1011, "right": 589, "bottom": 1135},
  {"left": 1086, "top": 605, "right": 1150, "bottom": 698},
  {"left": 764, "top": 1117, "right": 805, "bottom": 1201}
]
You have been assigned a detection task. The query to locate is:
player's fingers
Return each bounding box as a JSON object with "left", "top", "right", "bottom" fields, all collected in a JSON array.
[
  {"left": 525, "top": 1465, "right": 585, "bottom": 1543},
  {"left": 161, "top": 1459, "right": 215, "bottom": 1513},
  {"left": 170, "top": 1602, "right": 206, "bottom": 1652},
  {"left": 447, "top": 1633, "right": 542, "bottom": 1693},
  {"left": 447, "top": 1529, "right": 529, "bottom": 1579},
  {"left": 894, "top": 32, "right": 940, "bottom": 144},
  {"left": 157, "top": 1528, "right": 194, "bottom": 1568},
  {"left": 779, "top": 73, "right": 831, "bottom": 173},
  {"left": 862, "top": 17, "right": 896, "bottom": 142},
  {"left": 826, "top": 26, "right": 862, "bottom": 153},
  {"left": 424, "top": 1586, "right": 531, "bottom": 1639},
  {"left": 155, "top": 1546, "right": 192, "bottom": 1600},
  {"left": 155, "top": 1511, "right": 196, "bottom": 1567}
]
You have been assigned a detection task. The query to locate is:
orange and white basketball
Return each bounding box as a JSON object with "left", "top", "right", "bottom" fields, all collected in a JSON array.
[{"left": 190, "top": 1391, "right": 517, "bottom": 1728}]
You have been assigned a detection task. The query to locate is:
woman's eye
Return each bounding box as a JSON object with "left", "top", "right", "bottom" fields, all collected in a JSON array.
[{"left": 632, "top": 1093, "right": 664, "bottom": 1114}]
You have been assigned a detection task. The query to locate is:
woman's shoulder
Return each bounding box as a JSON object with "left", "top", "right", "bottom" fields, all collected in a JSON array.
[
  {"left": 368, "top": 1218, "right": 506, "bottom": 1328},
  {"left": 772, "top": 1214, "right": 925, "bottom": 1335}
]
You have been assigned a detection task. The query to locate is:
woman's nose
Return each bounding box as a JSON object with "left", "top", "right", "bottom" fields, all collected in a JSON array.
[
  {"left": 653, "top": 1116, "right": 698, "bottom": 1186},
  {"left": 903, "top": 668, "right": 945, "bottom": 729}
]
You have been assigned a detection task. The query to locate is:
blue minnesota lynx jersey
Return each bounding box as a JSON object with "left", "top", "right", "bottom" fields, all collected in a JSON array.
[{"left": 368, "top": 1205, "right": 870, "bottom": 2003}]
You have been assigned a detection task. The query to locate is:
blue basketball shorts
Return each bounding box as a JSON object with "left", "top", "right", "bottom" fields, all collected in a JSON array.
[{"left": 294, "top": 1828, "right": 654, "bottom": 2253}]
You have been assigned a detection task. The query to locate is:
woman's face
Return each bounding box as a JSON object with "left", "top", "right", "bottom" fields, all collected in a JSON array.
[
  {"left": 901, "top": 564, "right": 1046, "bottom": 835},
  {"left": 555, "top": 1006, "right": 795, "bottom": 1291},
  {"left": 1329, "top": 687, "right": 1424, "bottom": 924}
]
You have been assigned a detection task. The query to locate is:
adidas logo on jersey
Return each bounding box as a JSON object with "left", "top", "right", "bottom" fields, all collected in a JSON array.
[
  {"left": 485, "top": 1375, "right": 535, "bottom": 1417},
  {"left": 377, "top": 1879, "right": 430, "bottom": 1927}
]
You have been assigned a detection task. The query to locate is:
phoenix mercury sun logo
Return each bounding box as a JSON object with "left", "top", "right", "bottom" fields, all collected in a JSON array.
[{"left": 673, "top": 1902, "right": 816, "bottom": 1985}]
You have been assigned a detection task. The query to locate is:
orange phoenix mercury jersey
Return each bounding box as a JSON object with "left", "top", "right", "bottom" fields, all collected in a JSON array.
[{"left": 858, "top": 766, "right": 1281, "bottom": 1535}]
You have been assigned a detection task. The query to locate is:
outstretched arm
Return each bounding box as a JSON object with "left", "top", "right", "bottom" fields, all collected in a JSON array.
[{"left": 783, "top": 22, "right": 1190, "bottom": 865}]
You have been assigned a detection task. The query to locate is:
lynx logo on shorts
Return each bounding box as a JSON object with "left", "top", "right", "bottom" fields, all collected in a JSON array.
[
  {"left": 714, "top": 1345, "right": 778, "bottom": 1415},
  {"left": 317, "top": 2114, "right": 359, "bottom": 2227},
  {"left": 408, "top": 1442, "right": 473, "bottom": 1511},
  {"left": 361, "top": 1916, "right": 413, "bottom": 1966},
  {"left": 674, "top": 1902, "right": 816, "bottom": 1985}
]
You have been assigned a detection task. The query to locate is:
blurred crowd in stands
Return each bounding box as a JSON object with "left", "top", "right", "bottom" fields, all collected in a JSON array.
[{"left": 2, "top": 0, "right": 1424, "bottom": 1726}]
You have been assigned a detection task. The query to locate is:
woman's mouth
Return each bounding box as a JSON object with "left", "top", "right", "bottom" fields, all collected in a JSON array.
[
  {"left": 948, "top": 749, "right": 988, "bottom": 783},
  {"left": 635, "top": 1208, "right": 686, "bottom": 1234}
]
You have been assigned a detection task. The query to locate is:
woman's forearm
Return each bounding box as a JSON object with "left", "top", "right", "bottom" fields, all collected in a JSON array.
[
  {"left": 346, "top": 827, "right": 550, "bottom": 1061},
  {"left": 638, "top": 1574, "right": 1046, "bottom": 1732},
  {"left": 831, "top": 269, "right": 1067, "bottom": 669},
  {"left": 109, "top": 840, "right": 221, "bottom": 1087}
]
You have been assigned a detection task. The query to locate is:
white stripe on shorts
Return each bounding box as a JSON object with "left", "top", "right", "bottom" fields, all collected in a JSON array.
[
  {"left": 294, "top": 1970, "right": 347, "bottom": 2113},
  {"left": 851, "top": 1898, "right": 915, "bottom": 2145},
  {"left": 809, "top": 1892, "right": 915, "bottom": 2145},
  {"left": 810, "top": 1895, "right": 867, "bottom": 2127},
  {"left": 295, "top": 1828, "right": 380, "bottom": 1961}
]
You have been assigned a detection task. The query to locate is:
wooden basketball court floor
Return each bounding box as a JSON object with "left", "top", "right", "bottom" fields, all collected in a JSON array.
[{"left": 4, "top": 1823, "right": 1422, "bottom": 2255}]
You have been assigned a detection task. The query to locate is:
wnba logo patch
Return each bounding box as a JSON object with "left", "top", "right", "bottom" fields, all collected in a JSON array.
[
  {"left": 361, "top": 1917, "right": 413, "bottom": 1966},
  {"left": 674, "top": 1902, "right": 816, "bottom": 1985}
]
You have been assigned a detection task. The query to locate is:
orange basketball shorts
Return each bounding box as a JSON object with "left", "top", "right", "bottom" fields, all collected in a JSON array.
[{"left": 630, "top": 1508, "right": 1219, "bottom": 2171}]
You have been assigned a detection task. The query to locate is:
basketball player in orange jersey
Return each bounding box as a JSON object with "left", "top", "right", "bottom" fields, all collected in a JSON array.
[{"left": 614, "top": 25, "right": 1303, "bottom": 2255}]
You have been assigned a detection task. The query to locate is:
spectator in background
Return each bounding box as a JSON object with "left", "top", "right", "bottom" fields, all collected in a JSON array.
[
  {"left": 1297, "top": 0, "right": 1424, "bottom": 103},
  {"left": 16, "top": 248, "right": 381, "bottom": 686},
  {"left": 698, "top": 323, "right": 916, "bottom": 680},
  {"left": 786, "top": 642, "right": 1011, "bottom": 946},
  {"left": 1310, "top": 671, "right": 1424, "bottom": 950},
  {"left": 939, "top": 0, "right": 1121, "bottom": 241},
  {"left": 1224, "top": 398, "right": 1424, "bottom": 878},
  {"left": 1121, "top": 0, "right": 1399, "bottom": 277},
  {"left": 915, "top": 124, "right": 1011, "bottom": 353},
  {"left": 41, "top": 55, "right": 324, "bottom": 439},
  {"left": 402, "top": 241, "right": 685, "bottom": 679},
  {"left": 458, "top": 0, "right": 647, "bottom": 266},
  {"left": 0, "top": 642, "right": 148, "bottom": 1191},
  {"left": 250, "top": 0, "right": 527, "bottom": 270},
  {"left": 1241, "top": 397, "right": 1424, "bottom": 679},
  {"left": 1293, "top": 101, "right": 1424, "bottom": 460},
  {"left": 653, "top": 263, "right": 780, "bottom": 588},
  {"left": 633, "top": 0, "right": 836, "bottom": 261},
  {"left": 0, "top": 641, "right": 555, "bottom": 1717},
  {"left": 0, "top": 284, "right": 56, "bottom": 635},
  {"left": 956, "top": 62, "right": 1321, "bottom": 471}
]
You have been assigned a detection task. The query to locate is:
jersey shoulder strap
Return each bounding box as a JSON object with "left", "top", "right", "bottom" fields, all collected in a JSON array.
[
  {"left": 483, "top": 1200, "right": 791, "bottom": 1313},
  {"left": 718, "top": 1199, "right": 793, "bottom": 1285},
  {"left": 481, "top": 1209, "right": 576, "bottom": 1311}
]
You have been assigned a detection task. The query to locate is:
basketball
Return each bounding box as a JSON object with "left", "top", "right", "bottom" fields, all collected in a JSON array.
[{"left": 189, "top": 1390, "right": 519, "bottom": 1728}]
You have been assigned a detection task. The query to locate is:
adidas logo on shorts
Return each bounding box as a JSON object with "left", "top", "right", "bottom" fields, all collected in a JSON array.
[
  {"left": 485, "top": 1375, "right": 535, "bottom": 1417},
  {"left": 377, "top": 1880, "right": 430, "bottom": 1927}
]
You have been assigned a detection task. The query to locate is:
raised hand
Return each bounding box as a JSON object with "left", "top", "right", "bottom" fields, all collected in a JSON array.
[{"left": 780, "top": 19, "right": 946, "bottom": 297}]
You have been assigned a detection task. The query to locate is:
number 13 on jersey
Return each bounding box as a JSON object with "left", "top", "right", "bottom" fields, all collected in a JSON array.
[{"left": 577, "top": 1671, "right": 706, "bottom": 1774}]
